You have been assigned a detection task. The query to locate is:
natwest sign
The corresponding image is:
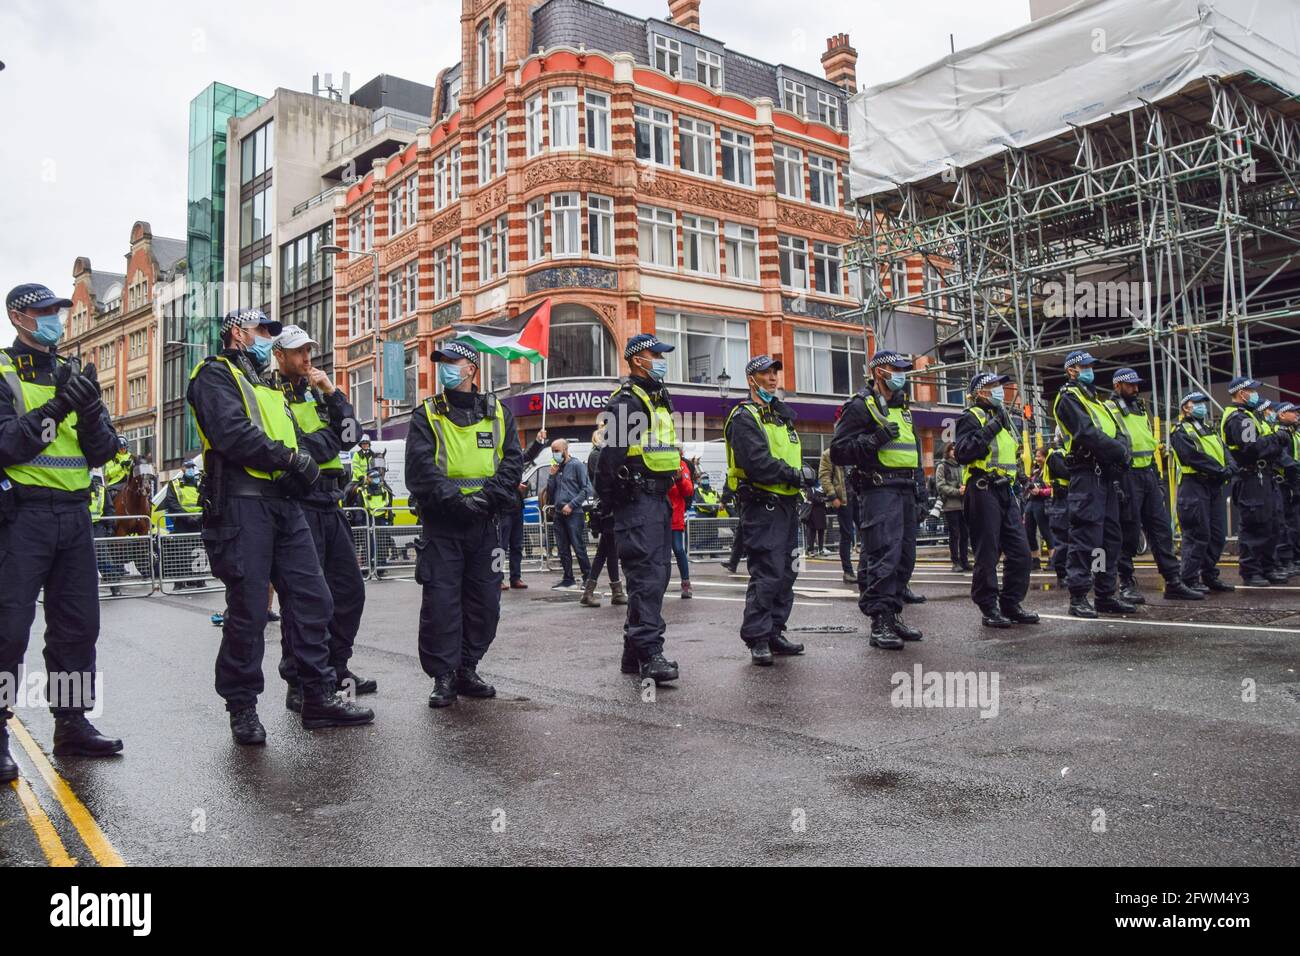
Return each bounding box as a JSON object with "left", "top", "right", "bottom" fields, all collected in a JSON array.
[{"left": 505, "top": 389, "right": 612, "bottom": 416}]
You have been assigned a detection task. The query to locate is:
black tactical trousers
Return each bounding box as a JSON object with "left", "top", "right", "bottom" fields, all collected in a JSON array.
[
  {"left": 202, "top": 496, "right": 336, "bottom": 712},
  {"left": 1047, "top": 497, "right": 1069, "bottom": 579},
  {"left": 1117, "top": 466, "right": 1179, "bottom": 583},
  {"left": 279, "top": 504, "right": 366, "bottom": 688},
  {"left": 1177, "top": 477, "right": 1227, "bottom": 585},
  {"left": 1233, "top": 471, "right": 1280, "bottom": 578},
  {"left": 965, "top": 481, "right": 1031, "bottom": 612},
  {"left": 0, "top": 503, "right": 100, "bottom": 720},
  {"left": 614, "top": 491, "right": 672, "bottom": 660},
  {"left": 415, "top": 516, "right": 502, "bottom": 678},
  {"left": 1065, "top": 469, "right": 1122, "bottom": 599},
  {"left": 856, "top": 484, "right": 916, "bottom": 617},
  {"left": 739, "top": 496, "right": 800, "bottom": 646}
]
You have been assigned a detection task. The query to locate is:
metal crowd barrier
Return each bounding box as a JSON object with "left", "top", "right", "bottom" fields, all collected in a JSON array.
[
  {"left": 92, "top": 515, "right": 158, "bottom": 599},
  {"left": 684, "top": 517, "right": 740, "bottom": 556},
  {"left": 369, "top": 507, "right": 422, "bottom": 580}
]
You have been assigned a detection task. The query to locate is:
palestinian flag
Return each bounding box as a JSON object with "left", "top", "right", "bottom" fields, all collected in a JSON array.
[{"left": 452, "top": 298, "right": 551, "bottom": 363}]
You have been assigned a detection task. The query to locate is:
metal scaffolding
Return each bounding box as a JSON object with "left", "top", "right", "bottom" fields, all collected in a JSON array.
[{"left": 847, "top": 74, "right": 1300, "bottom": 448}]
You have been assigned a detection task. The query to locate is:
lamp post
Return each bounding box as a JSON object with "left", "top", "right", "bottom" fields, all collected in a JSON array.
[
  {"left": 321, "top": 243, "right": 383, "bottom": 441},
  {"left": 716, "top": 369, "right": 731, "bottom": 398}
]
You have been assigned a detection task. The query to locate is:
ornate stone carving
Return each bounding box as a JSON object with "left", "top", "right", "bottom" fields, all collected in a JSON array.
[
  {"left": 384, "top": 229, "right": 421, "bottom": 264},
  {"left": 523, "top": 158, "right": 615, "bottom": 191},
  {"left": 341, "top": 258, "right": 372, "bottom": 286},
  {"left": 472, "top": 183, "right": 508, "bottom": 217},
  {"left": 634, "top": 169, "right": 760, "bottom": 218},
  {"left": 430, "top": 300, "right": 462, "bottom": 330},
  {"left": 525, "top": 266, "right": 618, "bottom": 294},
  {"left": 429, "top": 206, "right": 460, "bottom": 239},
  {"left": 777, "top": 203, "right": 854, "bottom": 239}
]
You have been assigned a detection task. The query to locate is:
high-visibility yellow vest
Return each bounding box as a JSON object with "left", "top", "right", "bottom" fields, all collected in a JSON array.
[
  {"left": 288, "top": 393, "right": 344, "bottom": 474},
  {"left": 859, "top": 389, "right": 918, "bottom": 469},
  {"left": 613, "top": 381, "right": 681, "bottom": 476},
  {"left": 1107, "top": 399, "right": 1158, "bottom": 468},
  {"left": 1174, "top": 419, "right": 1226, "bottom": 475},
  {"left": 421, "top": 392, "right": 505, "bottom": 495},
  {"left": 89, "top": 483, "right": 105, "bottom": 518},
  {"left": 103, "top": 451, "right": 133, "bottom": 486},
  {"left": 189, "top": 356, "right": 298, "bottom": 481},
  {"left": 0, "top": 352, "right": 91, "bottom": 492},
  {"left": 1043, "top": 450, "right": 1070, "bottom": 493},
  {"left": 724, "top": 402, "right": 802, "bottom": 496},
  {"left": 351, "top": 449, "right": 373, "bottom": 482},
  {"left": 170, "top": 478, "right": 202, "bottom": 512},
  {"left": 1053, "top": 384, "right": 1120, "bottom": 454},
  {"left": 1219, "top": 405, "right": 1265, "bottom": 460},
  {"left": 364, "top": 487, "right": 391, "bottom": 517},
  {"left": 696, "top": 487, "right": 720, "bottom": 508},
  {"left": 962, "top": 405, "right": 1018, "bottom": 480}
]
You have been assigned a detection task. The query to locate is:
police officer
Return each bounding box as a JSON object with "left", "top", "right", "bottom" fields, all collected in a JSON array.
[
  {"left": 103, "top": 434, "right": 132, "bottom": 490},
  {"left": 1169, "top": 391, "right": 1235, "bottom": 593},
  {"left": 350, "top": 434, "right": 374, "bottom": 485},
  {"left": 364, "top": 467, "right": 395, "bottom": 577},
  {"left": 1274, "top": 403, "right": 1300, "bottom": 576},
  {"left": 829, "top": 350, "right": 926, "bottom": 650},
  {"left": 187, "top": 308, "right": 373, "bottom": 744},
  {"left": 160, "top": 457, "right": 205, "bottom": 588},
  {"left": 724, "top": 355, "right": 816, "bottom": 665},
  {"left": 1221, "top": 377, "right": 1296, "bottom": 585},
  {"left": 1106, "top": 368, "right": 1203, "bottom": 602},
  {"left": 1, "top": 283, "right": 123, "bottom": 780},
  {"left": 1053, "top": 350, "right": 1135, "bottom": 618},
  {"left": 1043, "top": 440, "right": 1071, "bottom": 585},
  {"left": 693, "top": 474, "right": 721, "bottom": 517},
  {"left": 592, "top": 333, "right": 682, "bottom": 683},
  {"left": 954, "top": 372, "right": 1038, "bottom": 628},
  {"left": 406, "top": 338, "right": 523, "bottom": 707},
  {"left": 269, "top": 324, "right": 375, "bottom": 713}
]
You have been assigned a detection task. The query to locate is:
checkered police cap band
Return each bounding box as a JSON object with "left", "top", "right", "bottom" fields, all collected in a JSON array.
[
  {"left": 436, "top": 340, "right": 480, "bottom": 364},
  {"left": 1112, "top": 368, "right": 1141, "bottom": 384},
  {"left": 868, "top": 350, "right": 910, "bottom": 370},
  {"left": 968, "top": 372, "right": 1005, "bottom": 392},
  {"left": 624, "top": 334, "right": 662, "bottom": 359},
  {"left": 1181, "top": 391, "right": 1208, "bottom": 406},
  {"left": 220, "top": 309, "right": 268, "bottom": 334},
  {"left": 745, "top": 355, "right": 779, "bottom": 375},
  {"left": 8, "top": 288, "right": 55, "bottom": 309},
  {"left": 1063, "top": 350, "right": 1094, "bottom": 369}
]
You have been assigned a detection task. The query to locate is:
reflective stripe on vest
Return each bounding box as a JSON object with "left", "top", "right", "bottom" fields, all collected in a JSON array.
[
  {"left": 1043, "top": 451, "right": 1069, "bottom": 492},
  {"left": 617, "top": 382, "right": 681, "bottom": 475},
  {"left": 364, "top": 491, "right": 390, "bottom": 515},
  {"left": 1174, "top": 420, "right": 1225, "bottom": 475},
  {"left": 170, "top": 478, "right": 202, "bottom": 512},
  {"left": 1053, "top": 385, "right": 1118, "bottom": 454},
  {"left": 289, "top": 397, "right": 344, "bottom": 473},
  {"left": 0, "top": 356, "right": 90, "bottom": 492},
  {"left": 1108, "top": 400, "right": 1158, "bottom": 467},
  {"left": 963, "top": 406, "right": 1018, "bottom": 480},
  {"left": 861, "top": 391, "right": 919, "bottom": 469},
  {"left": 89, "top": 485, "right": 105, "bottom": 518},
  {"left": 189, "top": 356, "right": 299, "bottom": 481},
  {"left": 422, "top": 395, "right": 505, "bottom": 494},
  {"left": 724, "top": 402, "right": 802, "bottom": 496}
]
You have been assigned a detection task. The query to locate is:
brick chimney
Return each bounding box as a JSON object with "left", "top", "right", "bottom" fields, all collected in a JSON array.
[
  {"left": 668, "top": 0, "right": 701, "bottom": 32},
  {"left": 821, "top": 33, "right": 858, "bottom": 93}
]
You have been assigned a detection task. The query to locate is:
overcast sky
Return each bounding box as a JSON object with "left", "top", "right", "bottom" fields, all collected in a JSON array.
[{"left": 0, "top": 0, "right": 1028, "bottom": 297}]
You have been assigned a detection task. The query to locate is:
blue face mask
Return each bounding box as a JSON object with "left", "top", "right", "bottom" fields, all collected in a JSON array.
[
  {"left": 247, "top": 335, "right": 274, "bottom": 366},
  {"left": 439, "top": 364, "right": 463, "bottom": 389},
  {"left": 552, "top": 454, "right": 564, "bottom": 465},
  {"left": 887, "top": 373, "right": 907, "bottom": 392},
  {"left": 1267, "top": 412, "right": 1278, "bottom": 424},
  {"left": 1077, "top": 368, "right": 1095, "bottom": 386},
  {"left": 184, "top": 468, "right": 196, "bottom": 479},
  {"left": 24, "top": 311, "right": 65, "bottom": 347},
  {"left": 756, "top": 386, "right": 776, "bottom": 403},
  {"left": 1245, "top": 392, "right": 1261, "bottom": 408},
  {"left": 1191, "top": 403, "right": 1208, "bottom": 420},
  {"left": 648, "top": 358, "right": 669, "bottom": 382},
  {"left": 989, "top": 386, "right": 1005, "bottom": 405}
]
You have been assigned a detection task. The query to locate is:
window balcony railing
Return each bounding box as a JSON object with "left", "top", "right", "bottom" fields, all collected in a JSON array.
[{"left": 327, "top": 113, "right": 425, "bottom": 163}]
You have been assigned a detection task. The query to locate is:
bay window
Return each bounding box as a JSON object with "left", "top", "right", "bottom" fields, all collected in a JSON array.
[
  {"left": 682, "top": 214, "right": 718, "bottom": 275},
  {"left": 655, "top": 312, "right": 749, "bottom": 386},
  {"left": 638, "top": 205, "right": 676, "bottom": 268},
  {"left": 549, "top": 88, "right": 577, "bottom": 149},
  {"left": 551, "top": 192, "right": 580, "bottom": 257},
  {"left": 679, "top": 117, "right": 714, "bottom": 176},
  {"left": 794, "top": 328, "right": 867, "bottom": 396},
  {"left": 724, "top": 223, "right": 758, "bottom": 281},
  {"left": 635, "top": 104, "right": 672, "bottom": 166}
]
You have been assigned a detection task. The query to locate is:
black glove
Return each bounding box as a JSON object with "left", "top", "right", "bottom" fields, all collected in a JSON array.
[
  {"left": 799, "top": 465, "right": 818, "bottom": 488},
  {"left": 880, "top": 420, "right": 901, "bottom": 441},
  {"left": 56, "top": 365, "right": 100, "bottom": 413},
  {"left": 38, "top": 396, "right": 75, "bottom": 423},
  {"left": 462, "top": 492, "right": 491, "bottom": 517},
  {"left": 278, "top": 452, "right": 320, "bottom": 497}
]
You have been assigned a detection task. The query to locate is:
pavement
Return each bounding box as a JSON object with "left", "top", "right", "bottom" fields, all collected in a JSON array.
[{"left": 2, "top": 549, "right": 1298, "bottom": 867}]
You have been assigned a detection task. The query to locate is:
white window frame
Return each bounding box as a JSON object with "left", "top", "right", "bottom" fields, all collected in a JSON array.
[
  {"left": 794, "top": 328, "right": 867, "bottom": 397},
  {"left": 587, "top": 193, "right": 614, "bottom": 259},
  {"left": 584, "top": 90, "right": 610, "bottom": 153},
  {"left": 812, "top": 242, "right": 843, "bottom": 295},
  {"left": 496, "top": 116, "right": 509, "bottom": 174},
  {"left": 682, "top": 214, "right": 718, "bottom": 275},
  {"left": 773, "top": 143, "right": 804, "bottom": 201},
  {"left": 495, "top": 215, "right": 509, "bottom": 276},
  {"left": 638, "top": 205, "right": 676, "bottom": 269},
  {"left": 548, "top": 87, "right": 578, "bottom": 150},
  {"left": 526, "top": 197, "right": 546, "bottom": 263},
  {"left": 679, "top": 116, "right": 715, "bottom": 177},
  {"left": 551, "top": 192, "right": 581, "bottom": 258},
  {"left": 653, "top": 35, "right": 681, "bottom": 76},
  {"left": 720, "top": 128, "right": 753, "bottom": 187},
  {"left": 782, "top": 78, "right": 807, "bottom": 117},
  {"left": 634, "top": 104, "right": 673, "bottom": 167},
  {"left": 350, "top": 366, "right": 375, "bottom": 424},
  {"left": 655, "top": 312, "right": 749, "bottom": 387},
  {"left": 817, "top": 90, "right": 842, "bottom": 129},
  {"left": 808, "top": 154, "right": 838, "bottom": 208},
  {"left": 405, "top": 259, "right": 419, "bottom": 314},
  {"left": 477, "top": 21, "right": 491, "bottom": 86},
  {"left": 348, "top": 284, "right": 375, "bottom": 337},
  {"left": 525, "top": 95, "right": 542, "bottom": 156},
  {"left": 494, "top": 8, "right": 507, "bottom": 75},
  {"left": 696, "top": 50, "right": 722, "bottom": 89},
  {"left": 477, "top": 125, "right": 494, "bottom": 182},
  {"left": 724, "top": 223, "right": 758, "bottom": 282},
  {"left": 778, "top": 234, "right": 808, "bottom": 289},
  {"left": 479, "top": 222, "right": 498, "bottom": 282},
  {"left": 449, "top": 147, "right": 461, "bottom": 200}
]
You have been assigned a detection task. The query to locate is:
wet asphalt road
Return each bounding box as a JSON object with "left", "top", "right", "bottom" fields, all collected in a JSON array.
[{"left": 2, "top": 551, "right": 1297, "bottom": 866}]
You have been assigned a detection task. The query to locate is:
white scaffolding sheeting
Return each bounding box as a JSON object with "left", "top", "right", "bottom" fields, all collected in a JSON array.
[{"left": 849, "top": 0, "right": 1300, "bottom": 200}]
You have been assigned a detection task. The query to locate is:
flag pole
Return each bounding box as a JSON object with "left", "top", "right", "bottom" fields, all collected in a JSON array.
[{"left": 541, "top": 356, "right": 549, "bottom": 432}]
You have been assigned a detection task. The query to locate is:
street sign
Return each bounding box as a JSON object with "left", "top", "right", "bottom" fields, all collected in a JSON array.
[{"left": 382, "top": 340, "right": 405, "bottom": 402}]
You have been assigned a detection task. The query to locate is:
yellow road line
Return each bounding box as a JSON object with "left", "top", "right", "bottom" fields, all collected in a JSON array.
[
  {"left": 9, "top": 778, "right": 77, "bottom": 867},
  {"left": 7, "top": 718, "right": 125, "bottom": 867}
]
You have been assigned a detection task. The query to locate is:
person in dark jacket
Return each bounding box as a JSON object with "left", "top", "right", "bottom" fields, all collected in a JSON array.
[
  {"left": 406, "top": 338, "right": 523, "bottom": 708},
  {"left": 581, "top": 426, "right": 625, "bottom": 608},
  {"left": 1023, "top": 447, "right": 1054, "bottom": 570},
  {"left": 546, "top": 438, "right": 594, "bottom": 590},
  {"left": 934, "top": 442, "right": 968, "bottom": 572},
  {"left": 1170, "top": 391, "right": 1235, "bottom": 593},
  {"left": 500, "top": 427, "right": 546, "bottom": 590}
]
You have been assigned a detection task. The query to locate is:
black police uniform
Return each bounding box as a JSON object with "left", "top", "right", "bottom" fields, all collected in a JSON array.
[
  {"left": 267, "top": 374, "right": 370, "bottom": 699},
  {"left": 725, "top": 397, "right": 805, "bottom": 654},
  {"left": 1053, "top": 382, "right": 1130, "bottom": 605},
  {"left": 0, "top": 343, "right": 119, "bottom": 749},
  {"left": 1278, "top": 425, "right": 1300, "bottom": 572},
  {"left": 1043, "top": 447, "right": 1071, "bottom": 581},
  {"left": 160, "top": 474, "right": 203, "bottom": 533},
  {"left": 1170, "top": 416, "right": 1233, "bottom": 588},
  {"left": 1221, "top": 402, "right": 1295, "bottom": 581},
  {"left": 187, "top": 349, "right": 351, "bottom": 720},
  {"left": 953, "top": 401, "right": 1033, "bottom": 620},
  {"left": 829, "top": 383, "right": 925, "bottom": 638},
  {"left": 593, "top": 374, "right": 678, "bottom": 674},
  {"left": 406, "top": 388, "right": 523, "bottom": 689},
  {"left": 1109, "top": 394, "right": 1182, "bottom": 593}
]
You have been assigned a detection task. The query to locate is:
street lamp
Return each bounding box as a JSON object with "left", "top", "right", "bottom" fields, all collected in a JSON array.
[
  {"left": 320, "top": 243, "right": 384, "bottom": 441},
  {"left": 716, "top": 370, "right": 731, "bottom": 398}
]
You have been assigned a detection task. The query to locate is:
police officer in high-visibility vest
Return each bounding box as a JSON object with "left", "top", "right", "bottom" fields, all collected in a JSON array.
[
  {"left": 1169, "top": 390, "right": 1235, "bottom": 593},
  {"left": 406, "top": 338, "right": 523, "bottom": 708},
  {"left": 693, "top": 474, "right": 721, "bottom": 517},
  {"left": 269, "top": 324, "right": 375, "bottom": 712},
  {"left": 187, "top": 308, "right": 374, "bottom": 744},
  {"left": 161, "top": 458, "right": 203, "bottom": 532},
  {"left": 1, "top": 283, "right": 124, "bottom": 782},
  {"left": 953, "top": 371, "right": 1039, "bottom": 628},
  {"left": 363, "top": 467, "right": 396, "bottom": 576},
  {"left": 350, "top": 434, "right": 374, "bottom": 485},
  {"left": 723, "top": 355, "right": 817, "bottom": 665},
  {"left": 1274, "top": 403, "right": 1300, "bottom": 576},
  {"left": 1106, "top": 368, "right": 1204, "bottom": 603},
  {"left": 1220, "top": 376, "right": 1297, "bottom": 585},
  {"left": 592, "top": 334, "right": 683, "bottom": 683},
  {"left": 829, "top": 350, "right": 927, "bottom": 650},
  {"left": 1043, "top": 441, "right": 1071, "bottom": 585},
  {"left": 1052, "top": 350, "right": 1135, "bottom": 618}
]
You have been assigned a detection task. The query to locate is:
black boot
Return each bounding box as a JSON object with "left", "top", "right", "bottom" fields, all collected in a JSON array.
[
  {"left": 1000, "top": 603, "right": 1040, "bottom": 624},
  {"left": 229, "top": 707, "right": 266, "bottom": 746},
  {"left": 52, "top": 714, "right": 123, "bottom": 757},
  {"left": 0, "top": 725, "right": 17, "bottom": 783},
  {"left": 620, "top": 645, "right": 640, "bottom": 674},
  {"left": 1188, "top": 581, "right": 1211, "bottom": 593},
  {"left": 1266, "top": 571, "right": 1290, "bottom": 584},
  {"left": 1069, "top": 594, "right": 1099, "bottom": 618},
  {"left": 1203, "top": 577, "right": 1234, "bottom": 592},
  {"left": 893, "top": 614, "right": 923, "bottom": 641},
  {"left": 1241, "top": 574, "right": 1270, "bottom": 587},
  {"left": 337, "top": 668, "right": 378, "bottom": 696},
  {"left": 901, "top": 587, "right": 926, "bottom": 604},
  {"left": 302, "top": 693, "right": 375, "bottom": 729},
  {"left": 750, "top": 638, "right": 774, "bottom": 666},
  {"left": 456, "top": 667, "right": 496, "bottom": 699},
  {"left": 981, "top": 606, "right": 1012, "bottom": 628},
  {"left": 869, "top": 613, "right": 904, "bottom": 650},
  {"left": 1119, "top": 581, "right": 1146, "bottom": 605},
  {"left": 1162, "top": 579, "right": 1204, "bottom": 601},
  {"left": 285, "top": 685, "right": 303, "bottom": 714},
  {"left": 639, "top": 653, "right": 680, "bottom": 684},
  {"left": 1095, "top": 594, "right": 1138, "bottom": 614},
  {"left": 428, "top": 674, "right": 458, "bottom": 708},
  {"left": 769, "top": 633, "right": 805, "bottom": 655}
]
